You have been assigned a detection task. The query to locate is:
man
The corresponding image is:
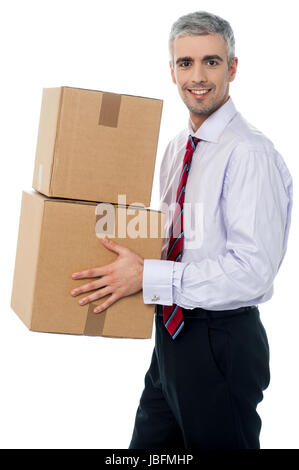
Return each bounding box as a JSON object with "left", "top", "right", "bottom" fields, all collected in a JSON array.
[{"left": 70, "top": 11, "right": 293, "bottom": 449}]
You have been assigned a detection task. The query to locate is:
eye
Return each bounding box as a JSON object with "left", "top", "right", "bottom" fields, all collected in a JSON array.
[
  {"left": 207, "top": 60, "right": 218, "bottom": 66},
  {"left": 179, "top": 61, "right": 191, "bottom": 68}
]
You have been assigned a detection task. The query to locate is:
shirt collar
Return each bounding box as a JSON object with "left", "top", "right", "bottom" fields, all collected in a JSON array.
[{"left": 187, "top": 96, "right": 238, "bottom": 144}]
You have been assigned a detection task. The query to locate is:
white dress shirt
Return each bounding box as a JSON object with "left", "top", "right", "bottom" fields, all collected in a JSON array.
[{"left": 143, "top": 96, "right": 293, "bottom": 310}]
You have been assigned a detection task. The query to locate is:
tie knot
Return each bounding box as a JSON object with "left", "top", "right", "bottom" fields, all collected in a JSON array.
[{"left": 187, "top": 135, "right": 200, "bottom": 151}]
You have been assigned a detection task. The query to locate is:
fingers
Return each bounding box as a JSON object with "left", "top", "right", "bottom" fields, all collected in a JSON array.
[
  {"left": 71, "top": 277, "right": 109, "bottom": 296},
  {"left": 93, "top": 292, "right": 121, "bottom": 313},
  {"left": 71, "top": 239, "right": 131, "bottom": 314},
  {"left": 76, "top": 286, "right": 113, "bottom": 306},
  {"left": 72, "top": 265, "right": 111, "bottom": 279}
]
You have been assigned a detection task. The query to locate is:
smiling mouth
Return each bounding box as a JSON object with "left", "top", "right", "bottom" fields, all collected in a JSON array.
[{"left": 187, "top": 88, "right": 213, "bottom": 97}]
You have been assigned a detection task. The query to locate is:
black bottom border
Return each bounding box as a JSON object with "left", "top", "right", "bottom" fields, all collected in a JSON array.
[{"left": 0, "top": 448, "right": 298, "bottom": 465}]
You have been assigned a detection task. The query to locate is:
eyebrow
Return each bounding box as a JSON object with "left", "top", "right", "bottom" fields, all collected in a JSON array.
[{"left": 175, "top": 55, "right": 224, "bottom": 65}]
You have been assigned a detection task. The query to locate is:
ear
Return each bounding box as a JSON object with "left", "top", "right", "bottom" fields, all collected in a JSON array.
[
  {"left": 229, "top": 57, "right": 238, "bottom": 83},
  {"left": 169, "top": 61, "right": 177, "bottom": 85}
]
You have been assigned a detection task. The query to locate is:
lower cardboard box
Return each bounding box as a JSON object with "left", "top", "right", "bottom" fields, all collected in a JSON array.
[{"left": 11, "top": 190, "right": 164, "bottom": 339}]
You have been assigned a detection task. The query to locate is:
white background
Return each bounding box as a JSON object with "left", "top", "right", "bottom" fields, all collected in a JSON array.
[{"left": 0, "top": 0, "right": 298, "bottom": 449}]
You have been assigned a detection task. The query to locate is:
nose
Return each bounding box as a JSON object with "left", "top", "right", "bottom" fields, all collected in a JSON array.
[{"left": 190, "top": 61, "right": 208, "bottom": 85}]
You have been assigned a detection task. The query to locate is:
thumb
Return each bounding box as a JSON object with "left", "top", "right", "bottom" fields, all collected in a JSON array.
[{"left": 101, "top": 236, "right": 125, "bottom": 255}]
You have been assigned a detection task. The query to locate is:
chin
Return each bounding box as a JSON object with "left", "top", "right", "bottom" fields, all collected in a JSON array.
[{"left": 187, "top": 101, "right": 216, "bottom": 116}]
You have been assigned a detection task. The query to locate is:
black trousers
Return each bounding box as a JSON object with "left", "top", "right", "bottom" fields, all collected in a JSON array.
[{"left": 129, "top": 304, "right": 270, "bottom": 449}]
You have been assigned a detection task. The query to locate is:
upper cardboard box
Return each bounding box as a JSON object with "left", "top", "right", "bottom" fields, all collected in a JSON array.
[{"left": 32, "top": 86, "right": 163, "bottom": 206}]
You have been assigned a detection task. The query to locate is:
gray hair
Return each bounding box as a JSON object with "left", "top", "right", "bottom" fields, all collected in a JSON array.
[{"left": 169, "top": 11, "right": 235, "bottom": 68}]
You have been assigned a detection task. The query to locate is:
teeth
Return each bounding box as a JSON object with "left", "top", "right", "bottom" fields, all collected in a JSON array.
[{"left": 189, "top": 89, "right": 211, "bottom": 95}]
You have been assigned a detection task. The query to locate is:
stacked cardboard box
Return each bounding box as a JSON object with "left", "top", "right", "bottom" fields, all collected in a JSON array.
[{"left": 11, "top": 86, "right": 164, "bottom": 338}]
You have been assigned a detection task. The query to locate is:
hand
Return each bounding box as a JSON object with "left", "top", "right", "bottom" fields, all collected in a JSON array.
[{"left": 70, "top": 237, "right": 144, "bottom": 313}]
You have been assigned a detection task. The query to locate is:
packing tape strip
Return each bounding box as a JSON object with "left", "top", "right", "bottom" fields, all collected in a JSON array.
[
  {"left": 98, "top": 92, "right": 122, "bottom": 128},
  {"left": 83, "top": 302, "right": 107, "bottom": 336}
]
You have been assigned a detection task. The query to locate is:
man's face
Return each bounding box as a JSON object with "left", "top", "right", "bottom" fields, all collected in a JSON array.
[{"left": 170, "top": 34, "right": 238, "bottom": 129}]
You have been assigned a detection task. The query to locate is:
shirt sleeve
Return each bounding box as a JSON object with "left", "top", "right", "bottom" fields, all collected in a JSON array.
[
  {"left": 142, "top": 259, "right": 174, "bottom": 305},
  {"left": 171, "top": 144, "right": 293, "bottom": 310}
]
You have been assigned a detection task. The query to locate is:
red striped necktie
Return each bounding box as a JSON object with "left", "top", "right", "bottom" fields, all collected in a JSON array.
[{"left": 162, "top": 135, "right": 200, "bottom": 339}]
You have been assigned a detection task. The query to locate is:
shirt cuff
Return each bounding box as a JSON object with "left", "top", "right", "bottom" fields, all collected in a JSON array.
[{"left": 142, "top": 259, "right": 174, "bottom": 306}]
